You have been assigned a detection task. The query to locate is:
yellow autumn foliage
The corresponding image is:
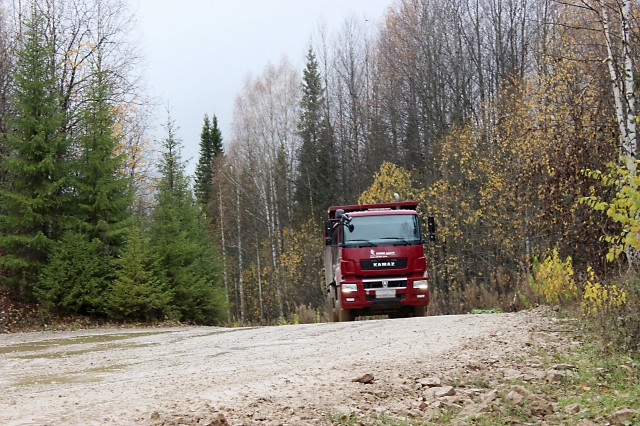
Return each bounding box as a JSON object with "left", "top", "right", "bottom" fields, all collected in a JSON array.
[
  {"left": 530, "top": 249, "right": 578, "bottom": 305},
  {"left": 358, "top": 161, "right": 427, "bottom": 206},
  {"left": 581, "top": 266, "right": 627, "bottom": 316}
]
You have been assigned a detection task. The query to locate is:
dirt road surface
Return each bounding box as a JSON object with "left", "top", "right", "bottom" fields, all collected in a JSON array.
[{"left": 0, "top": 308, "right": 570, "bottom": 425}]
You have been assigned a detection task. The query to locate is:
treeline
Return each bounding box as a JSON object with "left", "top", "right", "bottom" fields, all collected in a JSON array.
[
  {"left": 0, "top": 1, "right": 226, "bottom": 324},
  {"left": 210, "top": 0, "right": 635, "bottom": 322},
  {"left": 1, "top": 0, "right": 636, "bottom": 326}
]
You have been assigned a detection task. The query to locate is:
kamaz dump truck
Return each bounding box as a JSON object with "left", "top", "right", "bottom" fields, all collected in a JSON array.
[{"left": 324, "top": 201, "right": 434, "bottom": 321}]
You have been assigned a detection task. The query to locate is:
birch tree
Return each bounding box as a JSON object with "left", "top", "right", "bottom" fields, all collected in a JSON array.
[
  {"left": 225, "top": 58, "right": 301, "bottom": 322},
  {"left": 598, "top": 0, "right": 637, "bottom": 169},
  {"left": 0, "top": 2, "right": 11, "bottom": 138},
  {"left": 552, "top": 1, "right": 637, "bottom": 165},
  {"left": 556, "top": 0, "right": 639, "bottom": 266}
]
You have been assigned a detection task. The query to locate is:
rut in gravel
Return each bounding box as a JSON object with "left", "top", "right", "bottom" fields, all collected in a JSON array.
[{"left": 0, "top": 307, "right": 567, "bottom": 425}]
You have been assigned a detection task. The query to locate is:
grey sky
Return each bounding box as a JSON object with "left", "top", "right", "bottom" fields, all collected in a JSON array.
[{"left": 132, "top": 0, "right": 394, "bottom": 174}]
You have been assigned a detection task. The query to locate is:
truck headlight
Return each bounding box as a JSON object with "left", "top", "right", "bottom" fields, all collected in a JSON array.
[
  {"left": 341, "top": 283, "right": 358, "bottom": 293},
  {"left": 413, "top": 280, "right": 429, "bottom": 290}
]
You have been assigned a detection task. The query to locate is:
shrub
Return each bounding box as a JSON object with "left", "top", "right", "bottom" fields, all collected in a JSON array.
[
  {"left": 581, "top": 160, "right": 640, "bottom": 354},
  {"left": 530, "top": 249, "right": 578, "bottom": 305},
  {"left": 584, "top": 273, "right": 640, "bottom": 354},
  {"left": 107, "top": 225, "right": 174, "bottom": 322},
  {"left": 35, "top": 231, "right": 113, "bottom": 316},
  {"left": 581, "top": 266, "right": 626, "bottom": 316}
]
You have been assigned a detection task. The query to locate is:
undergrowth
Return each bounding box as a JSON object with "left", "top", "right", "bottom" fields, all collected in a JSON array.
[{"left": 548, "top": 341, "right": 640, "bottom": 424}]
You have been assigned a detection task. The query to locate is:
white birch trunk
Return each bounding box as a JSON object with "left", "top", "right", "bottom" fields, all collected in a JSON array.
[
  {"left": 601, "top": 0, "right": 637, "bottom": 168},
  {"left": 600, "top": 0, "right": 638, "bottom": 267},
  {"left": 266, "top": 167, "right": 284, "bottom": 318},
  {"left": 621, "top": 0, "right": 636, "bottom": 170},
  {"left": 254, "top": 219, "right": 264, "bottom": 321},
  {"left": 235, "top": 173, "right": 244, "bottom": 323},
  {"left": 218, "top": 186, "right": 230, "bottom": 319}
]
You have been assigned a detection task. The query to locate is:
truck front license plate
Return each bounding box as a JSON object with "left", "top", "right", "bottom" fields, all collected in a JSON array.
[{"left": 376, "top": 288, "right": 396, "bottom": 298}]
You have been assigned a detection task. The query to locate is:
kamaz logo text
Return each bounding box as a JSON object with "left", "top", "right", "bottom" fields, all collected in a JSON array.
[{"left": 373, "top": 261, "right": 396, "bottom": 268}]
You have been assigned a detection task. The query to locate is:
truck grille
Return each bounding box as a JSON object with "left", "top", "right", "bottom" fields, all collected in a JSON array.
[
  {"left": 363, "top": 278, "right": 407, "bottom": 289},
  {"left": 360, "top": 258, "right": 407, "bottom": 270}
]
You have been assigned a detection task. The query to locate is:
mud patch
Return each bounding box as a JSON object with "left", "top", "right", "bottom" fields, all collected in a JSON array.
[{"left": 14, "top": 364, "right": 127, "bottom": 386}]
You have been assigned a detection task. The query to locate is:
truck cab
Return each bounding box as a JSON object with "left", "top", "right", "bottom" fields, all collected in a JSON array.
[{"left": 324, "top": 201, "right": 431, "bottom": 321}]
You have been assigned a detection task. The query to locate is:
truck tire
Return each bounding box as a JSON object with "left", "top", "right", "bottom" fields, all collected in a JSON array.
[
  {"left": 413, "top": 305, "right": 427, "bottom": 317},
  {"left": 389, "top": 309, "right": 410, "bottom": 319},
  {"left": 328, "top": 290, "right": 339, "bottom": 322},
  {"left": 338, "top": 307, "right": 354, "bottom": 322},
  {"left": 336, "top": 297, "right": 354, "bottom": 322}
]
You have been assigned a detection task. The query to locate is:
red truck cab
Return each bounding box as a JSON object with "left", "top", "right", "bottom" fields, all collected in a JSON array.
[{"left": 324, "top": 201, "right": 432, "bottom": 321}]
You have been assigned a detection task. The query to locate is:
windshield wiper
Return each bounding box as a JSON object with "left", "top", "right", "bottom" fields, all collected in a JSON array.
[
  {"left": 344, "top": 239, "right": 377, "bottom": 247},
  {"left": 379, "top": 237, "right": 414, "bottom": 246}
]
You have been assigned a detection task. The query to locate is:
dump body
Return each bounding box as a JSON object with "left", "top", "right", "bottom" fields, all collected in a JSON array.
[{"left": 324, "top": 201, "right": 430, "bottom": 321}]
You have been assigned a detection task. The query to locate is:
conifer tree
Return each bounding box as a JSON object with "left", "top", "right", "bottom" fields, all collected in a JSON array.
[
  {"left": 75, "top": 60, "right": 132, "bottom": 246},
  {"left": 194, "top": 113, "right": 224, "bottom": 208},
  {"left": 73, "top": 55, "right": 132, "bottom": 250},
  {"left": 36, "top": 230, "right": 113, "bottom": 315},
  {"left": 150, "top": 114, "right": 227, "bottom": 324},
  {"left": 34, "top": 54, "right": 134, "bottom": 315},
  {"left": 0, "top": 4, "right": 68, "bottom": 295},
  {"left": 295, "top": 47, "right": 335, "bottom": 222},
  {"left": 107, "top": 221, "right": 172, "bottom": 321}
]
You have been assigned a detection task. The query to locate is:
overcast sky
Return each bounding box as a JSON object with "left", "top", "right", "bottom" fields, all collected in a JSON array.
[{"left": 131, "top": 0, "right": 394, "bottom": 175}]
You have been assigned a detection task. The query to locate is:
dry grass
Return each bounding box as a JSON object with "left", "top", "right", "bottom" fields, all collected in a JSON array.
[
  {"left": 581, "top": 272, "right": 640, "bottom": 355},
  {"left": 428, "top": 272, "right": 534, "bottom": 316}
]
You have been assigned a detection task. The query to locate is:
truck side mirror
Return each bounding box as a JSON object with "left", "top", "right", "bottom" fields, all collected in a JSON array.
[
  {"left": 325, "top": 220, "right": 333, "bottom": 245},
  {"left": 427, "top": 216, "right": 436, "bottom": 242}
]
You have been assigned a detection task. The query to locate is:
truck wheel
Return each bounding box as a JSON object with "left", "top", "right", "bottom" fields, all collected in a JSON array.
[
  {"left": 338, "top": 307, "right": 354, "bottom": 322},
  {"left": 336, "top": 297, "right": 354, "bottom": 322},
  {"left": 413, "top": 305, "right": 427, "bottom": 317},
  {"left": 328, "top": 291, "right": 339, "bottom": 322}
]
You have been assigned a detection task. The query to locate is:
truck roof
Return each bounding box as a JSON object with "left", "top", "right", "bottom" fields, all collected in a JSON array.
[
  {"left": 347, "top": 210, "right": 418, "bottom": 217},
  {"left": 327, "top": 201, "right": 419, "bottom": 219}
]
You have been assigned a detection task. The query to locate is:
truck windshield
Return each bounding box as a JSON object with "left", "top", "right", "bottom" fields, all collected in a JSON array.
[{"left": 343, "top": 214, "right": 421, "bottom": 246}]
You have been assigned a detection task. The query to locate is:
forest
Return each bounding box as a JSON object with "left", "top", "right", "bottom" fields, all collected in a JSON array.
[{"left": 0, "top": 0, "right": 639, "bottom": 329}]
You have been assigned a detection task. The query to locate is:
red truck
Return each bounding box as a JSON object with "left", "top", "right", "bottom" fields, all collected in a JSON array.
[{"left": 324, "top": 200, "right": 434, "bottom": 321}]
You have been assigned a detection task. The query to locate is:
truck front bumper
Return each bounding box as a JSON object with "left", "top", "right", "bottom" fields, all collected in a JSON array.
[{"left": 339, "top": 278, "right": 429, "bottom": 313}]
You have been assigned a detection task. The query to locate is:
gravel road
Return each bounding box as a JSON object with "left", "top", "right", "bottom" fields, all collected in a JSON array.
[{"left": 0, "top": 308, "right": 566, "bottom": 425}]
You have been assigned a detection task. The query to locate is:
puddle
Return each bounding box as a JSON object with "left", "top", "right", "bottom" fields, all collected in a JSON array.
[
  {"left": 16, "top": 374, "right": 103, "bottom": 386},
  {"left": 194, "top": 327, "right": 258, "bottom": 338},
  {"left": 14, "top": 364, "right": 126, "bottom": 386},
  {"left": 229, "top": 341, "right": 293, "bottom": 351},
  {"left": 0, "top": 331, "right": 168, "bottom": 355},
  {"left": 14, "top": 342, "right": 156, "bottom": 360}
]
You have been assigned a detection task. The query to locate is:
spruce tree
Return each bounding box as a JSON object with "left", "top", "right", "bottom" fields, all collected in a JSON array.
[
  {"left": 107, "top": 221, "right": 172, "bottom": 321},
  {"left": 36, "top": 230, "right": 113, "bottom": 315},
  {"left": 295, "top": 47, "right": 335, "bottom": 222},
  {"left": 34, "top": 56, "right": 133, "bottom": 314},
  {"left": 150, "top": 115, "right": 227, "bottom": 324},
  {"left": 194, "top": 113, "right": 224, "bottom": 209},
  {"left": 0, "top": 5, "right": 68, "bottom": 295},
  {"left": 72, "top": 56, "right": 132, "bottom": 250}
]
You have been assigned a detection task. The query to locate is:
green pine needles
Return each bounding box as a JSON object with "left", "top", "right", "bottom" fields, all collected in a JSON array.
[
  {"left": 0, "top": 5, "right": 68, "bottom": 295},
  {"left": 149, "top": 115, "right": 227, "bottom": 324},
  {"left": 194, "top": 113, "right": 224, "bottom": 209},
  {"left": 0, "top": 4, "right": 226, "bottom": 324}
]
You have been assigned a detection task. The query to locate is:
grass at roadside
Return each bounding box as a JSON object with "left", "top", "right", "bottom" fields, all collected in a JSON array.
[
  {"left": 326, "top": 313, "right": 640, "bottom": 426},
  {"left": 539, "top": 341, "right": 640, "bottom": 425},
  {"left": 326, "top": 412, "right": 422, "bottom": 426},
  {"left": 467, "top": 339, "right": 640, "bottom": 426}
]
